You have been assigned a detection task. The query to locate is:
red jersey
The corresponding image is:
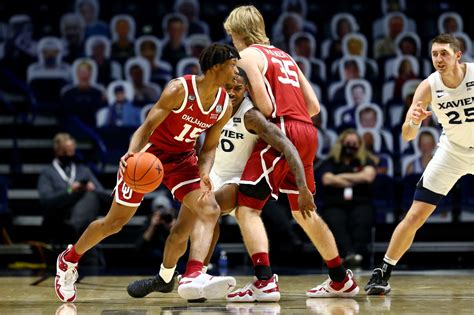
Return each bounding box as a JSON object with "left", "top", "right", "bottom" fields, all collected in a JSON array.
[
  {"left": 149, "top": 75, "right": 229, "bottom": 153},
  {"left": 250, "top": 44, "right": 312, "bottom": 124}
]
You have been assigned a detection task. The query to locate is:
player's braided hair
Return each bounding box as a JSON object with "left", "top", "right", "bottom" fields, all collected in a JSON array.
[{"left": 199, "top": 43, "right": 240, "bottom": 73}]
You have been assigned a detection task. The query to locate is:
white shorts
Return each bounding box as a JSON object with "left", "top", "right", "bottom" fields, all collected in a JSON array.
[
  {"left": 420, "top": 144, "right": 474, "bottom": 195},
  {"left": 209, "top": 168, "right": 241, "bottom": 191},
  {"left": 209, "top": 168, "right": 240, "bottom": 216}
]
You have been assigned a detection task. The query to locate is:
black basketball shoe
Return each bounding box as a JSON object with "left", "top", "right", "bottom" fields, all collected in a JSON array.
[
  {"left": 364, "top": 268, "right": 391, "bottom": 295},
  {"left": 127, "top": 271, "right": 178, "bottom": 298}
]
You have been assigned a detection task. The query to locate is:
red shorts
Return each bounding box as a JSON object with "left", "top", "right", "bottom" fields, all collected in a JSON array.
[
  {"left": 238, "top": 119, "right": 317, "bottom": 211},
  {"left": 114, "top": 144, "right": 201, "bottom": 207}
]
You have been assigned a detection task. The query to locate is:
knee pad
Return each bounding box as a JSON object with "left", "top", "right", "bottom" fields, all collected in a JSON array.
[{"left": 414, "top": 177, "right": 444, "bottom": 205}]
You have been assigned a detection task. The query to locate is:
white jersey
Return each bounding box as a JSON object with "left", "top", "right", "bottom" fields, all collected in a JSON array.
[
  {"left": 210, "top": 97, "right": 258, "bottom": 190},
  {"left": 428, "top": 62, "right": 474, "bottom": 153}
]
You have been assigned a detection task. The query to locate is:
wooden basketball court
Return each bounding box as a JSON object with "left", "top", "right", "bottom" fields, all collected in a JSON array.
[{"left": 1, "top": 271, "right": 473, "bottom": 314}]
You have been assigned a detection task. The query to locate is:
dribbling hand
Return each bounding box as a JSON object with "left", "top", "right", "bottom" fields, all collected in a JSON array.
[
  {"left": 410, "top": 101, "right": 432, "bottom": 125},
  {"left": 119, "top": 151, "right": 135, "bottom": 176}
]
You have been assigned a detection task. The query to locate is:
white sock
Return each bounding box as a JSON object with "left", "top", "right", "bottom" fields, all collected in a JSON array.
[
  {"left": 159, "top": 263, "right": 176, "bottom": 283},
  {"left": 384, "top": 255, "right": 398, "bottom": 266},
  {"left": 202, "top": 265, "right": 208, "bottom": 274}
]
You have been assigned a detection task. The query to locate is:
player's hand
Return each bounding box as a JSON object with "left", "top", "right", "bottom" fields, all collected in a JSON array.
[
  {"left": 410, "top": 101, "right": 432, "bottom": 125},
  {"left": 198, "top": 175, "right": 213, "bottom": 201},
  {"left": 297, "top": 187, "right": 316, "bottom": 220},
  {"left": 119, "top": 151, "right": 135, "bottom": 175}
]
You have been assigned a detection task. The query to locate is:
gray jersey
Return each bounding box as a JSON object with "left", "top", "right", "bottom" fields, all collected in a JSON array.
[
  {"left": 428, "top": 62, "right": 474, "bottom": 152},
  {"left": 212, "top": 97, "right": 258, "bottom": 184}
]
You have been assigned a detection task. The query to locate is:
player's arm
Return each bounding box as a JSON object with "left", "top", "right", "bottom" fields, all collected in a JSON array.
[
  {"left": 402, "top": 79, "right": 432, "bottom": 141},
  {"left": 244, "top": 109, "right": 306, "bottom": 188},
  {"left": 198, "top": 105, "right": 233, "bottom": 182},
  {"left": 245, "top": 108, "right": 316, "bottom": 217},
  {"left": 120, "top": 80, "right": 184, "bottom": 172},
  {"left": 296, "top": 66, "right": 320, "bottom": 117},
  {"left": 237, "top": 48, "right": 273, "bottom": 117}
]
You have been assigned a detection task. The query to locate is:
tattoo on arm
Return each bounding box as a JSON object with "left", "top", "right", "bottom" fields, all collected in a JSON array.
[{"left": 245, "top": 109, "right": 307, "bottom": 188}]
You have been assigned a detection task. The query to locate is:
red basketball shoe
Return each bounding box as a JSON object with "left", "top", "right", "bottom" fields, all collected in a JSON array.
[
  {"left": 227, "top": 274, "right": 280, "bottom": 302},
  {"left": 55, "top": 245, "right": 79, "bottom": 302},
  {"left": 306, "top": 270, "right": 359, "bottom": 298}
]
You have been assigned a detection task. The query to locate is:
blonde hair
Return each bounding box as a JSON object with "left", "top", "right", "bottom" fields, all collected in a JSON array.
[
  {"left": 329, "top": 129, "right": 368, "bottom": 164},
  {"left": 53, "top": 132, "right": 73, "bottom": 152},
  {"left": 224, "top": 5, "right": 270, "bottom": 46}
]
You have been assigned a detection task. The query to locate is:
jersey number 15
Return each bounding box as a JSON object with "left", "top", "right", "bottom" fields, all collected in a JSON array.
[{"left": 174, "top": 123, "right": 204, "bottom": 143}]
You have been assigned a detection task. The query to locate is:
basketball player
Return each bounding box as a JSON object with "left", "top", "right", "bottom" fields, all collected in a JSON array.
[
  {"left": 365, "top": 34, "right": 474, "bottom": 295},
  {"left": 55, "top": 43, "right": 239, "bottom": 302},
  {"left": 223, "top": 5, "right": 359, "bottom": 301},
  {"left": 127, "top": 67, "right": 317, "bottom": 301}
]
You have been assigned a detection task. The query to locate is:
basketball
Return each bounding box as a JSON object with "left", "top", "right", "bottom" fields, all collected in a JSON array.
[{"left": 123, "top": 152, "right": 164, "bottom": 194}]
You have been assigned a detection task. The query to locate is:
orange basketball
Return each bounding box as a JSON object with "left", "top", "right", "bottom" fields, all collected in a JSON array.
[{"left": 123, "top": 152, "right": 164, "bottom": 194}]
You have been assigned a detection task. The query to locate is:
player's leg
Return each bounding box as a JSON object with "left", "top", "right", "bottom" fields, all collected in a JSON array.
[
  {"left": 178, "top": 189, "right": 236, "bottom": 300},
  {"left": 186, "top": 173, "right": 238, "bottom": 268},
  {"left": 283, "top": 122, "right": 359, "bottom": 298},
  {"left": 55, "top": 198, "right": 139, "bottom": 302},
  {"left": 215, "top": 183, "right": 239, "bottom": 214},
  {"left": 227, "top": 180, "right": 280, "bottom": 302},
  {"left": 235, "top": 181, "right": 271, "bottom": 275},
  {"left": 365, "top": 147, "right": 468, "bottom": 295},
  {"left": 128, "top": 185, "right": 235, "bottom": 300},
  {"left": 289, "top": 194, "right": 359, "bottom": 298},
  {"left": 202, "top": 184, "right": 239, "bottom": 266},
  {"left": 127, "top": 203, "right": 196, "bottom": 298},
  {"left": 386, "top": 202, "right": 436, "bottom": 260},
  {"left": 203, "top": 222, "right": 220, "bottom": 268},
  {"left": 195, "top": 183, "right": 239, "bottom": 269},
  {"left": 169, "top": 189, "right": 220, "bottom": 271},
  {"left": 292, "top": 210, "right": 339, "bottom": 262},
  {"left": 75, "top": 200, "right": 139, "bottom": 254},
  {"left": 127, "top": 195, "right": 201, "bottom": 299},
  {"left": 173, "top": 183, "right": 238, "bottom": 302}
]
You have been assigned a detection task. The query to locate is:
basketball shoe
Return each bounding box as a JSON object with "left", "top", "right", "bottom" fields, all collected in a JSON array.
[
  {"left": 127, "top": 271, "right": 178, "bottom": 298},
  {"left": 55, "top": 245, "right": 79, "bottom": 302},
  {"left": 178, "top": 271, "right": 236, "bottom": 300},
  {"left": 226, "top": 274, "right": 280, "bottom": 302},
  {"left": 364, "top": 268, "right": 391, "bottom": 295},
  {"left": 306, "top": 270, "right": 359, "bottom": 298},
  {"left": 178, "top": 271, "right": 236, "bottom": 302}
]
